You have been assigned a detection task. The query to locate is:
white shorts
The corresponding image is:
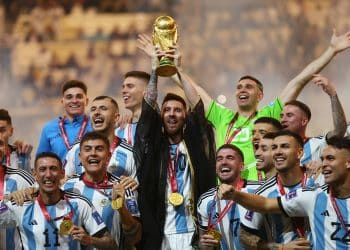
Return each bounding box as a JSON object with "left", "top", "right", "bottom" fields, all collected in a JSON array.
[{"left": 161, "top": 232, "right": 194, "bottom": 250}]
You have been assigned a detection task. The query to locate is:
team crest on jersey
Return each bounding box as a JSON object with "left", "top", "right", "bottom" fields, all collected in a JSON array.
[
  {"left": 244, "top": 211, "right": 254, "bottom": 221},
  {"left": 286, "top": 190, "right": 297, "bottom": 200},
  {"left": 92, "top": 211, "right": 104, "bottom": 225}
]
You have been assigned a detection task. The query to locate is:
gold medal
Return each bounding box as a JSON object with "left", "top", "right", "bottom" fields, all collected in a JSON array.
[
  {"left": 168, "top": 192, "right": 183, "bottom": 206},
  {"left": 111, "top": 197, "right": 123, "bottom": 210},
  {"left": 59, "top": 218, "right": 73, "bottom": 235},
  {"left": 207, "top": 228, "right": 222, "bottom": 242}
]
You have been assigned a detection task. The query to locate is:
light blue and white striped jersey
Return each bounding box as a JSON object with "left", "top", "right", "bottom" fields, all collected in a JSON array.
[
  {"left": 279, "top": 185, "right": 350, "bottom": 250},
  {"left": 0, "top": 191, "right": 106, "bottom": 250},
  {"left": 241, "top": 175, "right": 312, "bottom": 244},
  {"left": 164, "top": 142, "right": 195, "bottom": 235},
  {"left": 2, "top": 145, "right": 31, "bottom": 172},
  {"left": 115, "top": 123, "right": 137, "bottom": 146},
  {"left": 64, "top": 138, "right": 137, "bottom": 180},
  {"left": 301, "top": 136, "right": 326, "bottom": 166},
  {"left": 197, "top": 181, "right": 261, "bottom": 250},
  {"left": 1, "top": 165, "right": 35, "bottom": 250},
  {"left": 62, "top": 172, "right": 140, "bottom": 247}
]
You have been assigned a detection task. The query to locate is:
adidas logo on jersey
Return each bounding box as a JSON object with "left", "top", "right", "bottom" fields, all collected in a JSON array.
[
  {"left": 321, "top": 210, "right": 329, "bottom": 216},
  {"left": 29, "top": 219, "right": 38, "bottom": 225}
]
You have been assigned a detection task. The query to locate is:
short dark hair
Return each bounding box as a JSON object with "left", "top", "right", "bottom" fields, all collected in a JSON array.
[
  {"left": 273, "top": 130, "right": 304, "bottom": 148},
  {"left": 284, "top": 100, "right": 311, "bottom": 120},
  {"left": 0, "top": 109, "right": 12, "bottom": 125},
  {"left": 216, "top": 144, "right": 244, "bottom": 162},
  {"left": 263, "top": 132, "right": 277, "bottom": 140},
  {"left": 254, "top": 117, "right": 282, "bottom": 130},
  {"left": 92, "top": 95, "right": 119, "bottom": 111},
  {"left": 162, "top": 93, "right": 187, "bottom": 111},
  {"left": 61, "top": 80, "right": 88, "bottom": 95},
  {"left": 239, "top": 75, "right": 263, "bottom": 92},
  {"left": 326, "top": 136, "right": 350, "bottom": 151},
  {"left": 80, "top": 131, "right": 110, "bottom": 150},
  {"left": 124, "top": 71, "right": 150, "bottom": 83},
  {"left": 35, "top": 152, "right": 62, "bottom": 169}
]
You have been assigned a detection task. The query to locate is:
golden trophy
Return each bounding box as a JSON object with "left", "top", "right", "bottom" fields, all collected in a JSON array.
[{"left": 152, "top": 16, "right": 178, "bottom": 77}]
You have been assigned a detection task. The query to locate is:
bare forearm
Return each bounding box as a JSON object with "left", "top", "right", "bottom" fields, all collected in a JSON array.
[
  {"left": 240, "top": 227, "right": 282, "bottom": 250},
  {"left": 177, "top": 70, "right": 200, "bottom": 108},
  {"left": 90, "top": 234, "right": 118, "bottom": 249},
  {"left": 145, "top": 69, "right": 158, "bottom": 105},
  {"left": 327, "top": 94, "right": 347, "bottom": 138},
  {"left": 119, "top": 207, "right": 142, "bottom": 245},
  {"left": 280, "top": 46, "right": 336, "bottom": 103},
  {"left": 233, "top": 191, "right": 280, "bottom": 214}
]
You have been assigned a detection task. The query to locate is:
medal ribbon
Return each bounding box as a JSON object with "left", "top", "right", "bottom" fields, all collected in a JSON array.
[
  {"left": 224, "top": 112, "right": 256, "bottom": 144},
  {"left": 277, "top": 173, "right": 307, "bottom": 237},
  {"left": 37, "top": 193, "right": 74, "bottom": 222},
  {"left": 59, "top": 115, "right": 88, "bottom": 149},
  {"left": 82, "top": 173, "right": 112, "bottom": 189},
  {"left": 5, "top": 148, "right": 10, "bottom": 166},
  {"left": 127, "top": 124, "right": 132, "bottom": 145},
  {"left": 330, "top": 189, "right": 350, "bottom": 236},
  {"left": 110, "top": 136, "right": 119, "bottom": 154},
  {"left": 0, "top": 166, "right": 5, "bottom": 200},
  {"left": 208, "top": 179, "right": 245, "bottom": 230},
  {"left": 168, "top": 145, "right": 181, "bottom": 193}
]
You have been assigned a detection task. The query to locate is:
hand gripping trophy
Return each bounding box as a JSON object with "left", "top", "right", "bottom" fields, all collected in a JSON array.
[{"left": 152, "top": 16, "right": 178, "bottom": 77}]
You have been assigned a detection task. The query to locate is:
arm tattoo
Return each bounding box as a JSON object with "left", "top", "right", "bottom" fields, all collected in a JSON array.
[{"left": 145, "top": 70, "right": 158, "bottom": 105}]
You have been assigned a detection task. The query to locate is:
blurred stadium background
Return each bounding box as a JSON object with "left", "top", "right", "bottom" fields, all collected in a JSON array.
[{"left": 1, "top": 0, "right": 350, "bottom": 150}]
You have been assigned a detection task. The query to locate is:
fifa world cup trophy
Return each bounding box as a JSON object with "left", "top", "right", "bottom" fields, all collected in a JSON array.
[{"left": 152, "top": 16, "right": 178, "bottom": 77}]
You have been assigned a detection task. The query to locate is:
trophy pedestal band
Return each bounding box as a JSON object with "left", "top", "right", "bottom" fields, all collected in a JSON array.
[{"left": 156, "top": 60, "right": 177, "bottom": 77}]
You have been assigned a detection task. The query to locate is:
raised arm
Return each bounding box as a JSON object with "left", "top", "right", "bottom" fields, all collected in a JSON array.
[
  {"left": 279, "top": 29, "right": 350, "bottom": 103},
  {"left": 217, "top": 183, "right": 281, "bottom": 213},
  {"left": 137, "top": 34, "right": 213, "bottom": 111},
  {"left": 312, "top": 74, "right": 347, "bottom": 138}
]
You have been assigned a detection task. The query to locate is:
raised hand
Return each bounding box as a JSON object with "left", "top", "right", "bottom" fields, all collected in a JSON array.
[
  {"left": 137, "top": 34, "right": 164, "bottom": 69},
  {"left": 120, "top": 175, "right": 139, "bottom": 191},
  {"left": 330, "top": 28, "right": 350, "bottom": 53},
  {"left": 217, "top": 183, "right": 235, "bottom": 200},
  {"left": 312, "top": 74, "right": 336, "bottom": 97}
]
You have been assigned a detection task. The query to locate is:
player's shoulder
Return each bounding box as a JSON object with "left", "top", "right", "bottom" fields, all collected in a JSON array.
[
  {"left": 198, "top": 187, "right": 216, "bottom": 206},
  {"left": 116, "top": 138, "right": 134, "bottom": 153},
  {"left": 254, "top": 175, "right": 277, "bottom": 195},
  {"left": 6, "top": 166, "right": 35, "bottom": 184},
  {"left": 64, "top": 190, "right": 94, "bottom": 207}
]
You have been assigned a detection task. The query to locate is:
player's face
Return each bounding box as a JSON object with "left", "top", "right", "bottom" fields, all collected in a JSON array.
[
  {"left": 321, "top": 146, "right": 350, "bottom": 185},
  {"left": 0, "top": 120, "right": 13, "bottom": 144},
  {"left": 255, "top": 138, "right": 274, "bottom": 172},
  {"left": 121, "top": 76, "right": 146, "bottom": 111},
  {"left": 216, "top": 148, "right": 243, "bottom": 183},
  {"left": 34, "top": 157, "right": 64, "bottom": 194},
  {"left": 235, "top": 79, "right": 262, "bottom": 110},
  {"left": 61, "top": 87, "right": 88, "bottom": 119},
  {"left": 252, "top": 122, "right": 276, "bottom": 151},
  {"left": 90, "top": 99, "right": 119, "bottom": 133},
  {"left": 79, "top": 139, "right": 111, "bottom": 176},
  {"left": 280, "top": 105, "right": 308, "bottom": 133},
  {"left": 272, "top": 135, "right": 303, "bottom": 173},
  {"left": 161, "top": 100, "right": 186, "bottom": 137}
]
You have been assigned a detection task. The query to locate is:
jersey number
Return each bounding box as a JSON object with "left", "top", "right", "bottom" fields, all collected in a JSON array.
[
  {"left": 330, "top": 222, "right": 350, "bottom": 243},
  {"left": 43, "top": 228, "right": 60, "bottom": 247}
]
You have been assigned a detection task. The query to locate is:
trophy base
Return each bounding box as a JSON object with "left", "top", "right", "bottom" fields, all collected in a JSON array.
[{"left": 156, "top": 64, "right": 177, "bottom": 77}]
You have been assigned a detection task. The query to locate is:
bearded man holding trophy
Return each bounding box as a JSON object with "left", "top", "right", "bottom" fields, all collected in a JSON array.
[{"left": 134, "top": 16, "right": 216, "bottom": 250}]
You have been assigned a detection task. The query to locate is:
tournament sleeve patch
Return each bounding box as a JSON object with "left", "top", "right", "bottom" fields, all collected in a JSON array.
[
  {"left": 92, "top": 211, "right": 104, "bottom": 225},
  {"left": 244, "top": 210, "right": 254, "bottom": 221},
  {"left": 286, "top": 190, "right": 297, "bottom": 200},
  {"left": 126, "top": 198, "right": 139, "bottom": 215},
  {"left": 0, "top": 203, "right": 9, "bottom": 214}
]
